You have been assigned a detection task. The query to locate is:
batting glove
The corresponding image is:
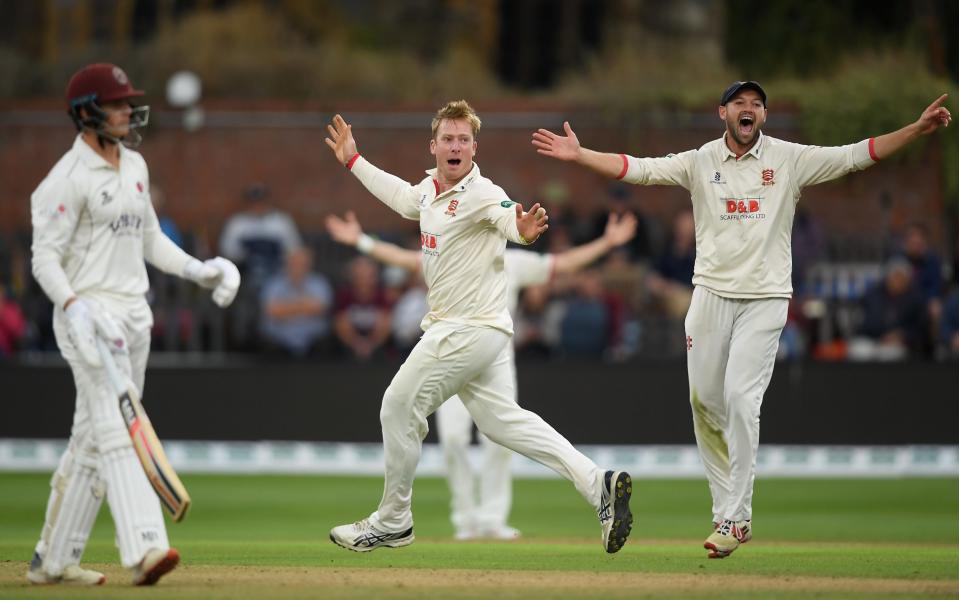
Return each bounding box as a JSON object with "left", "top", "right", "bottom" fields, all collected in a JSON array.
[
  {"left": 184, "top": 257, "right": 241, "bottom": 308},
  {"left": 64, "top": 299, "right": 126, "bottom": 368}
]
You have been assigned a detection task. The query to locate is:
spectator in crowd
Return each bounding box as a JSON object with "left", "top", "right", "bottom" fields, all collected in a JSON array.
[
  {"left": 218, "top": 183, "right": 301, "bottom": 289},
  {"left": 939, "top": 287, "right": 959, "bottom": 359},
  {"left": 259, "top": 247, "right": 334, "bottom": 357},
  {"left": 150, "top": 185, "right": 184, "bottom": 250},
  {"left": 513, "top": 283, "right": 562, "bottom": 358},
  {"left": 849, "top": 257, "right": 927, "bottom": 361},
  {"left": 334, "top": 256, "right": 392, "bottom": 360},
  {"left": 898, "top": 223, "right": 943, "bottom": 303},
  {"left": 0, "top": 282, "right": 26, "bottom": 357},
  {"left": 588, "top": 184, "right": 653, "bottom": 262},
  {"left": 791, "top": 207, "right": 827, "bottom": 295},
  {"left": 646, "top": 209, "right": 696, "bottom": 318},
  {"left": 559, "top": 270, "right": 611, "bottom": 356}
]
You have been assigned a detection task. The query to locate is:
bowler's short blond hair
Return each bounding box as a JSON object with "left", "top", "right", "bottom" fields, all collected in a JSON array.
[{"left": 431, "top": 100, "right": 481, "bottom": 139}]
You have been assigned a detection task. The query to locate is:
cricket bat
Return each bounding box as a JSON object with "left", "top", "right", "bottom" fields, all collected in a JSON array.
[{"left": 96, "top": 339, "right": 191, "bottom": 522}]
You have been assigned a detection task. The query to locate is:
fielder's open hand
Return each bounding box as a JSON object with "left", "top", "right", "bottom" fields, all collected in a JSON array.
[
  {"left": 325, "top": 211, "right": 362, "bottom": 246},
  {"left": 916, "top": 94, "right": 952, "bottom": 135},
  {"left": 325, "top": 114, "right": 359, "bottom": 165},
  {"left": 532, "top": 121, "right": 581, "bottom": 162},
  {"left": 515, "top": 202, "right": 549, "bottom": 244},
  {"left": 603, "top": 212, "right": 638, "bottom": 247}
]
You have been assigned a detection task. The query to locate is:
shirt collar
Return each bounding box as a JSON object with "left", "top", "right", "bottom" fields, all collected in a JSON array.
[
  {"left": 425, "top": 161, "right": 481, "bottom": 196},
  {"left": 719, "top": 131, "right": 765, "bottom": 162},
  {"left": 73, "top": 134, "right": 121, "bottom": 170}
]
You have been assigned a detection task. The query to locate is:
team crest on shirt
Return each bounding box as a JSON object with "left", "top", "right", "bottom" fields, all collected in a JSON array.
[
  {"left": 761, "top": 169, "right": 775, "bottom": 186},
  {"left": 445, "top": 199, "right": 459, "bottom": 217}
]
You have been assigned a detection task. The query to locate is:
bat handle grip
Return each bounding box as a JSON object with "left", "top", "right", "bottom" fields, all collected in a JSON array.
[{"left": 95, "top": 338, "right": 126, "bottom": 395}]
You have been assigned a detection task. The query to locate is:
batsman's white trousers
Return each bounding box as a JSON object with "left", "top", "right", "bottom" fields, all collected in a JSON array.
[
  {"left": 35, "top": 306, "right": 168, "bottom": 573},
  {"left": 370, "top": 321, "right": 604, "bottom": 532},
  {"left": 435, "top": 393, "right": 513, "bottom": 533},
  {"left": 684, "top": 286, "right": 787, "bottom": 523}
]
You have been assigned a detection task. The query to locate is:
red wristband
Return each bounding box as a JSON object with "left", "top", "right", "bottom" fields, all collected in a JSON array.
[
  {"left": 346, "top": 153, "right": 361, "bottom": 169},
  {"left": 867, "top": 138, "right": 879, "bottom": 162},
  {"left": 616, "top": 154, "right": 629, "bottom": 180}
]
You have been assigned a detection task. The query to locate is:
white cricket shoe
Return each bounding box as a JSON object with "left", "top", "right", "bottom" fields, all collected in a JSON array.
[
  {"left": 132, "top": 547, "right": 180, "bottom": 586},
  {"left": 454, "top": 527, "right": 480, "bottom": 541},
  {"left": 330, "top": 518, "right": 415, "bottom": 552},
  {"left": 598, "top": 470, "right": 634, "bottom": 553},
  {"left": 479, "top": 525, "right": 522, "bottom": 540},
  {"left": 704, "top": 519, "right": 752, "bottom": 559},
  {"left": 27, "top": 553, "right": 105, "bottom": 586}
]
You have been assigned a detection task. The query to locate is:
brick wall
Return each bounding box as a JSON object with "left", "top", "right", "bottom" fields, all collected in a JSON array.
[{"left": 0, "top": 105, "right": 947, "bottom": 251}]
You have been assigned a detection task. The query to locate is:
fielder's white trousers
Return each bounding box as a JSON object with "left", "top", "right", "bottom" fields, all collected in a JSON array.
[
  {"left": 684, "top": 286, "right": 787, "bottom": 523},
  {"left": 435, "top": 393, "right": 513, "bottom": 533},
  {"left": 34, "top": 306, "right": 168, "bottom": 574},
  {"left": 370, "top": 321, "right": 604, "bottom": 532}
]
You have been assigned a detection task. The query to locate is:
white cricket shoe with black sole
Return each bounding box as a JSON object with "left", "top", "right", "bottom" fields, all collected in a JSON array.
[
  {"left": 330, "top": 518, "right": 415, "bottom": 552},
  {"left": 598, "top": 470, "right": 634, "bottom": 553}
]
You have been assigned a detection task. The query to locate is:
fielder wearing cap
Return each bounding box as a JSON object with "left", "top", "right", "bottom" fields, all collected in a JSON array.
[
  {"left": 533, "top": 81, "right": 951, "bottom": 559},
  {"left": 27, "top": 63, "right": 242, "bottom": 586}
]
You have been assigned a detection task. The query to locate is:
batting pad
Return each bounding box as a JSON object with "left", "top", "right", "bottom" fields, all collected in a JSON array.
[
  {"left": 34, "top": 446, "right": 104, "bottom": 576},
  {"left": 100, "top": 445, "right": 169, "bottom": 568}
]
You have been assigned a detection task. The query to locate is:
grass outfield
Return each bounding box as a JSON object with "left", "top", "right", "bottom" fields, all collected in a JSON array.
[{"left": 1, "top": 474, "right": 957, "bottom": 598}]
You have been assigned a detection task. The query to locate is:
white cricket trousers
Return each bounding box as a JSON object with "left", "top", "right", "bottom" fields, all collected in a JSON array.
[
  {"left": 435, "top": 393, "right": 513, "bottom": 533},
  {"left": 370, "top": 321, "right": 604, "bottom": 532},
  {"left": 35, "top": 306, "right": 168, "bottom": 574},
  {"left": 684, "top": 286, "right": 787, "bottom": 523}
]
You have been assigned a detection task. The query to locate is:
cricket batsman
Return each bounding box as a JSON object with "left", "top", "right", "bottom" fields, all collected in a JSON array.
[
  {"left": 27, "top": 63, "right": 240, "bottom": 585},
  {"left": 533, "top": 81, "right": 951, "bottom": 558},
  {"left": 325, "top": 100, "right": 634, "bottom": 554}
]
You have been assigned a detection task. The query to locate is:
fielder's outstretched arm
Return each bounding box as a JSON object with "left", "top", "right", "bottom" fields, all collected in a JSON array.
[
  {"left": 553, "top": 212, "right": 637, "bottom": 275},
  {"left": 872, "top": 94, "right": 951, "bottom": 160},
  {"left": 325, "top": 211, "right": 421, "bottom": 273},
  {"left": 325, "top": 114, "right": 421, "bottom": 220},
  {"left": 532, "top": 121, "right": 624, "bottom": 179}
]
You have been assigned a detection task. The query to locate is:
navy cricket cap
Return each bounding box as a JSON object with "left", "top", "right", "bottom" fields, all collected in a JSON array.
[{"left": 720, "top": 81, "right": 767, "bottom": 106}]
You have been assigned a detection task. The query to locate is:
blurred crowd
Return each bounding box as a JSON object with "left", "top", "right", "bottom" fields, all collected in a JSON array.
[{"left": 3, "top": 182, "right": 958, "bottom": 363}]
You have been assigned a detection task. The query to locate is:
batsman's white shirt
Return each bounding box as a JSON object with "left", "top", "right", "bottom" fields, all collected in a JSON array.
[
  {"left": 619, "top": 133, "right": 877, "bottom": 298},
  {"left": 31, "top": 135, "right": 194, "bottom": 330},
  {"left": 349, "top": 157, "right": 530, "bottom": 334}
]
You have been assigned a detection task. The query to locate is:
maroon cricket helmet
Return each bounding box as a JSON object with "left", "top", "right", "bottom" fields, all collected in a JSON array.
[{"left": 66, "top": 63, "right": 144, "bottom": 107}]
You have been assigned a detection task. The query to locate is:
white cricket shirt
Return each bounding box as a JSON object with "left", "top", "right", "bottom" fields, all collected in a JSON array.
[
  {"left": 31, "top": 135, "right": 194, "bottom": 329},
  {"left": 504, "top": 249, "right": 554, "bottom": 313},
  {"left": 349, "top": 156, "right": 530, "bottom": 334},
  {"left": 619, "top": 133, "right": 877, "bottom": 298}
]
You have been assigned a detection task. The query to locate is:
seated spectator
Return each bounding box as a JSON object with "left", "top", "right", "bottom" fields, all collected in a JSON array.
[
  {"left": 898, "top": 223, "right": 943, "bottom": 303},
  {"left": 848, "top": 257, "right": 927, "bottom": 361},
  {"left": 0, "top": 283, "right": 26, "bottom": 358},
  {"left": 587, "top": 184, "right": 654, "bottom": 262},
  {"left": 219, "top": 183, "right": 302, "bottom": 289},
  {"left": 334, "top": 256, "right": 392, "bottom": 360},
  {"left": 514, "top": 283, "right": 563, "bottom": 358},
  {"left": 646, "top": 209, "right": 695, "bottom": 318},
  {"left": 791, "top": 207, "right": 826, "bottom": 295},
  {"left": 259, "top": 247, "right": 334, "bottom": 357},
  {"left": 558, "top": 270, "right": 610, "bottom": 357},
  {"left": 939, "top": 288, "right": 959, "bottom": 359}
]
